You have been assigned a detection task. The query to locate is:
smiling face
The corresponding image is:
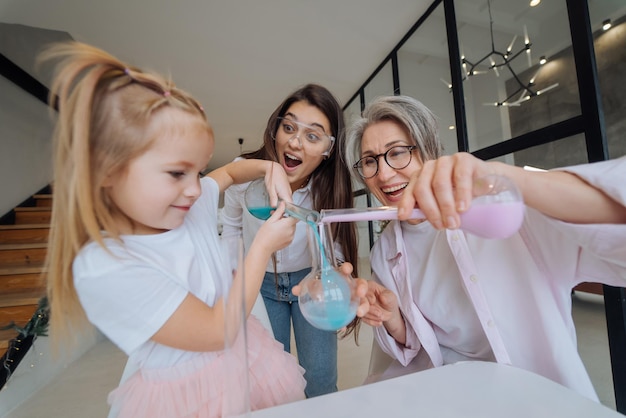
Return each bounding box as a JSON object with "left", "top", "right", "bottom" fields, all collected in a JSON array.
[
  {"left": 361, "top": 119, "right": 422, "bottom": 206},
  {"left": 274, "top": 101, "right": 331, "bottom": 191},
  {"left": 104, "top": 108, "right": 214, "bottom": 235}
]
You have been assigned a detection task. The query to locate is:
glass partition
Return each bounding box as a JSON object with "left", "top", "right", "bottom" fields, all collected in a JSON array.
[
  {"left": 589, "top": 4, "right": 626, "bottom": 160},
  {"left": 497, "top": 134, "right": 588, "bottom": 170},
  {"left": 397, "top": 2, "right": 457, "bottom": 155},
  {"left": 341, "top": 1, "right": 626, "bottom": 410},
  {"left": 343, "top": 96, "right": 362, "bottom": 131},
  {"left": 352, "top": 191, "right": 385, "bottom": 261},
  {"left": 363, "top": 61, "right": 394, "bottom": 103},
  {"left": 453, "top": 0, "right": 578, "bottom": 151}
]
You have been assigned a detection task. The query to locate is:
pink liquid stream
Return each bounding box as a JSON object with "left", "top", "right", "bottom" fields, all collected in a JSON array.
[{"left": 320, "top": 201, "right": 525, "bottom": 239}]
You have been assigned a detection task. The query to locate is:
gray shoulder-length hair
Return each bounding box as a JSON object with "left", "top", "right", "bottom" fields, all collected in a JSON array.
[{"left": 344, "top": 95, "right": 443, "bottom": 185}]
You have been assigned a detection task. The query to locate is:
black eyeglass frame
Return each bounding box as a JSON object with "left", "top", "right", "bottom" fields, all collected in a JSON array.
[{"left": 353, "top": 145, "right": 417, "bottom": 179}]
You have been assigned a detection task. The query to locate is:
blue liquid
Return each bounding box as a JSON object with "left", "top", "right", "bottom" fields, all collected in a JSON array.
[
  {"left": 299, "top": 220, "right": 356, "bottom": 331},
  {"left": 301, "top": 298, "right": 358, "bottom": 331},
  {"left": 248, "top": 206, "right": 275, "bottom": 220}
]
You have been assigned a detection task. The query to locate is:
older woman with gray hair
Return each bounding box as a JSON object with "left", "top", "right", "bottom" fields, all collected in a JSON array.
[{"left": 345, "top": 94, "right": 626, "bottom": 402}]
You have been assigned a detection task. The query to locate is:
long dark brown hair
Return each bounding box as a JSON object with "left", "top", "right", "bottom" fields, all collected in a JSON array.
[{"left": 242, "top": 84, "right": 361, "bottom": 339}]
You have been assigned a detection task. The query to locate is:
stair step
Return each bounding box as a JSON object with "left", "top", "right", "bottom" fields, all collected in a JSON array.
[
  {"left": 0, "top": 272, "right": 45, "bottom": 294},
  {"left": 33, "top": 194, "right": 53, "bottom": 207},
  {"left": 14, "top": 207, "right": 52, "bottom": 224},
  {"left": 0, "top": 305, "right": 41, "bottom": 346},
  {"left": 0, "top": 293, "right": 43, "bottom": 308},
  {"left": 0, "top": 266, "right": 45, "bottom": 276},
  {"left": 0, "top": 185, "right": 53, "bottom": 353},
  {"left": 0, "top": 224, "right": 50, "bottom": 245},
  {"left": 0, "top": 292, "right": 43, "bottom": 354},
  {"left": 0, "top": 242, "right": 48, "bottom": 250},
  {"left": 0, "top": 328, "right": 22, "bottom": 350},
  {"left": 0, "top": 244, "right": 47, "bottom": 268}
]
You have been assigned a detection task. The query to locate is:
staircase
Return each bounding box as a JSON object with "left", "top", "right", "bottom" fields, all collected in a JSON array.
[
  {"left": 0, "top": 188, "right": 100, "bottom": 415},
  {"left": 0, "top": 187, "right": 51, "bottom": 351}
]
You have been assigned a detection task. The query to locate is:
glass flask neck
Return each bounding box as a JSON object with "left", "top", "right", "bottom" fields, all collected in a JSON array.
[
  {"left": 283, "top": 201, "right": 320, "bottom": 223},
  {"left": 306, "top": 221, "right": 337, "bottom": 273}
]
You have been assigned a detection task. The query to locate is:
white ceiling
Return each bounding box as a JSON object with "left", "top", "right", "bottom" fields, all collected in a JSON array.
[
  {"left": 0, "top": 0, "right": 433, "bottom": 169},
  {"left": 2, "top": 0, "right": 624, "bottom": 169}
]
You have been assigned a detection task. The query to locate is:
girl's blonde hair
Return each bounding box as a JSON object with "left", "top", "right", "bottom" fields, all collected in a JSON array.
[{"left": 41, "top": 41, "right": 211, "bottom": 348}]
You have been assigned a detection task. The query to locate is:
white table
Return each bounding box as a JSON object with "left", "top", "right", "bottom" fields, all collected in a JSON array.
[{"left": 249, "top": 362, "right": 621, "bottom": 417}]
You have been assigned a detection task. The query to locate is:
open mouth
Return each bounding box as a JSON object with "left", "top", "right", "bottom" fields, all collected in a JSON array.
[
  {"left": 382, "top": 183, "right": 408, "bottom": 198},
  {"left": 284, "top": 153, "right": 302, "bottom": 168}
]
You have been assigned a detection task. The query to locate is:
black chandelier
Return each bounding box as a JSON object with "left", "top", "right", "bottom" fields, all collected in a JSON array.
[{"left": 444, "top": 0, "right": 558, "bottom": 107}]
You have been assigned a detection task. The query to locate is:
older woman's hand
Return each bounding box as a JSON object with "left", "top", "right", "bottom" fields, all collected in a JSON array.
[
  {"left": 360, "top": 281, "right": 398, "bottom": 326},
  {"left": 397, "top": 152, "right": 495, "bottom": 230},
  {"left": 291, "top": 262, "right": 371, "bottom": 318}
]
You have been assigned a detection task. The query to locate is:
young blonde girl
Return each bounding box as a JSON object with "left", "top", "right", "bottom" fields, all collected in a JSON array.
[{"left": 42, "top": 41, "right": 305, "bottom": 417}]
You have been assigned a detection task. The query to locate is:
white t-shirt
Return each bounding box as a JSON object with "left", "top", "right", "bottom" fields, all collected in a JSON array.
[{"left": 73, "top": 177, "right": 225, "bottom": 369}]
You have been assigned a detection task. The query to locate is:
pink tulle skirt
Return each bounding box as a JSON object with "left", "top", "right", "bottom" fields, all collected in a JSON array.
[{"left": 108, "top": 317, "right": 306, "bottom": 417}]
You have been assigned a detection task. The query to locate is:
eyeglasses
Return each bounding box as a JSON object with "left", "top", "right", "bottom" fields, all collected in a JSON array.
[
  {"left": 275, "top": 117, "right": 335, "bottom": 156},
  {"left": 353, "top": 145, "right": 417, "bottom": 179}
]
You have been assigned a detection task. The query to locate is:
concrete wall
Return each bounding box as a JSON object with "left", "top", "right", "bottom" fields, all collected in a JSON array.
[
  {"left": 509, "top": 18, "right": 626, "bottom": 168},
  {"left": 0, "top": 23, "right": 71, "bottom": 217},
  {"left": 0, "top": 75, "right": 54, "bottom": 216}
]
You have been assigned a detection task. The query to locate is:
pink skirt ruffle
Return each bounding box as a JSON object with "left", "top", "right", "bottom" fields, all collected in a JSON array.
[{"left": 108, "top": 317, "right": 306, "bottom": 417}]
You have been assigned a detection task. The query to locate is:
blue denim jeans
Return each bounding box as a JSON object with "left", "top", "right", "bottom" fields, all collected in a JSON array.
[{"left": 260, "top": 268, "right": 338, "bottom": 398}]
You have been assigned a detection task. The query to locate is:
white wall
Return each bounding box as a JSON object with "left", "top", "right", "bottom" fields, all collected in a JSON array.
[{"left": 0, "top": 76, "right": 54, "bottom": 216}]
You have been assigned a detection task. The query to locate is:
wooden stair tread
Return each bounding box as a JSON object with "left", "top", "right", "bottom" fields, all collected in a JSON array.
[
  {"left": 0, "top": 224, "right": 50, "bottom": 230},
  {"left": 0, "top": 329, "right": 19, "bottom": 350},
  {"left": 13, "top": 207, "right": 51, "bottom": 212},
  {"left": 0, "top": 293, "right": 43, "bottom": 307},
  {"left": 0, "top": 184, "right": 53, "bottom": 354},
  {"left": 13, "top": 207, "right": 50, "bottom": 212},
  {"left": 0, "top": 266, "right": 45, "bottom": 276},
  {"left": 0, "top": 260, "right": 45, "bottom": 270},
  {"left": 0, "top": 242, "right": 48, "bottom": 251}
]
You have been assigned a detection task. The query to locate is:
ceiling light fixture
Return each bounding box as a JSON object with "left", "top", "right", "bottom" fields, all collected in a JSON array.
[
  {"left": 444, "top": 0, "right": 558, "bottom": 107},
  {"left": 539, "top": 56, "right": 547, "bottom": 65},
  {"left": 529, "top": 0, "right": 540, "bottom": 7},
  {"left": 603, "top": 19, "right": 612, "bottom": 31}
]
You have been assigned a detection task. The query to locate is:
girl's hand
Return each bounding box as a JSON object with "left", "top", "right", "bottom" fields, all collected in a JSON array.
[
  {"left": 256, "top": 201, "right": 297, "bottom": 254},
  {"left": 397, "top": 152, "right": 496, "bottom": 230},
  {"left": 265, "top": 162, "right": 293, "bottom": 206}
]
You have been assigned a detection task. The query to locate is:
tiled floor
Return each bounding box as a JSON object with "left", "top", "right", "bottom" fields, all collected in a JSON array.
[{"left": 2, "top": 289, "right": 616, "bottom": 417}]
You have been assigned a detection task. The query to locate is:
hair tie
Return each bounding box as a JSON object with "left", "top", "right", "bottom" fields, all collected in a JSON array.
[
  {"left": 124, "top": 68, "right": 130, "bottom": 75},
  {"left": 163, "top": 91, "right": 171, "bottom": 97}
]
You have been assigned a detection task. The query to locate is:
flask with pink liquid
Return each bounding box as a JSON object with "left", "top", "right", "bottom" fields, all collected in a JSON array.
[{"left": 319, "top": 174, "right": 524, "bottom": 239}]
